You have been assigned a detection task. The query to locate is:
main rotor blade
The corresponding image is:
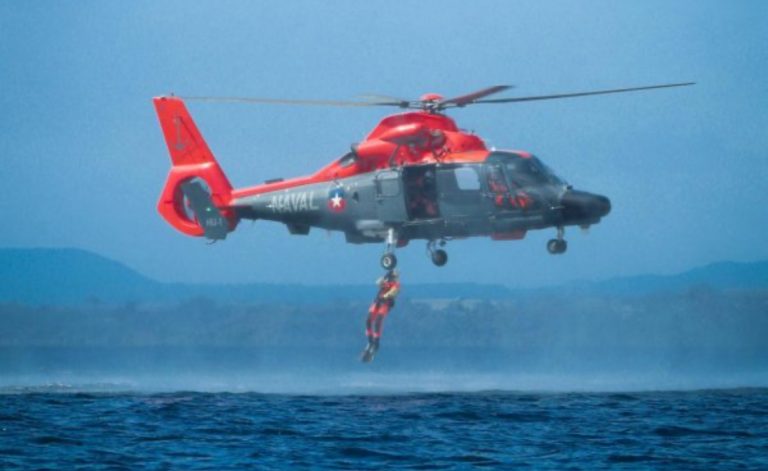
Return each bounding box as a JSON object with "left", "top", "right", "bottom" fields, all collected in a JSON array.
[
  {"left": 178, "top": 95, "right": 404, "bottom": 107},
  {"left": 441, "top": 85, "right": 513, "bottom": 107},
  {"left": 474, "top": 82, "right": 695, "bottom": 105},
  {"left": 357, "top": 94, "right": 413, "bottom": 108}
]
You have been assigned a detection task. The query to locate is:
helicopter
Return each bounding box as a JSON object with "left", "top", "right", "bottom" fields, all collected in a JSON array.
[{"left": 154, "top": 82, "right": 693, "bottom": 270}]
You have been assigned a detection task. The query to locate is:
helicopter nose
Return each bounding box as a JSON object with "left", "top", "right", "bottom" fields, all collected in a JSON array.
[{"left": 561, "top": 190, "right": 611, "bottom": 223}]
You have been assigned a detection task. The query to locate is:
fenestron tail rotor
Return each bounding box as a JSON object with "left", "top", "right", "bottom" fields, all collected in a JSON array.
[{"left": 178, "top": 82, "right": 694, "bottom": 113}]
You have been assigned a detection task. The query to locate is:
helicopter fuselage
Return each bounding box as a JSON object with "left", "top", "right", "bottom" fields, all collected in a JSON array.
[
  {"left": 225, "top": 109, "right": 610, "bottom": 245},
  {"left": 231, "top": 152, "right": 611, "bottom": 245},
  {"left": 154, "top": 96, "right": 611, "bottom": 265}
]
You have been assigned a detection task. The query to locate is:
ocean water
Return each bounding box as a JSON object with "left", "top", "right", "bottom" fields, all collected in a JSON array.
[{"left": 1, "top": 388, "right": 766, "bottom": 469}]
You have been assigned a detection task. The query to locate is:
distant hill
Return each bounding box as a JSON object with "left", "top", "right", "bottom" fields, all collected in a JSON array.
[
  {"left": 0, "top": 248, "right": 157, "bottom": 304},
  {"left": 0, "top": 248, "right": 511, "bottom": 305},
  {"left": 557, "top": 260, "right": 768, "bottom": 296},
  {"left": 1, "top": 248, "right": 767, "bottom": 305}
]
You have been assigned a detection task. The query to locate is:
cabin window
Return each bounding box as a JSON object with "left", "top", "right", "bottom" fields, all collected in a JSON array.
[
  {"left": 436, "top": 165, "right": 482, "bottom": 194},
  {"left": 454, "top": 166, "right": 481, "bottom": 191},
  {"left": 436, "top": 165, "right": 483, "bottom": 206},
  {"left": 377, "top": 171, "right": 401, "bottom": 197}
]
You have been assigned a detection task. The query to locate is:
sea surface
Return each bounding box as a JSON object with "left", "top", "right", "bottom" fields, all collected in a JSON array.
[{"left": 0, "top": 388, "right": 766, "bottom": 469}]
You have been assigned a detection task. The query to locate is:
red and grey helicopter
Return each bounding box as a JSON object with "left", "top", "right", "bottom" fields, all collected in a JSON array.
[{"left": 154, "top": 83, "right": 692, "bottom": 269}]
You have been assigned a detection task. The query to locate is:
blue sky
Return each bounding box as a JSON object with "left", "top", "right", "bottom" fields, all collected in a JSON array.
[{"left": 1, "top": 1, "right": 766, "bottom": 286}]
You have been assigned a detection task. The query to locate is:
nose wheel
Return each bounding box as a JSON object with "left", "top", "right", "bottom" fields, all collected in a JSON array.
[
  {"left": 547, "top": 227, "right": 567, "bottom": 255},
  {"left": 381, "top": 252, "right": 397, "bottom": 270},
  {"left": 380, "top": 228, "right": 399, "bottom": 270},
  {"left": 431, "top": 249, "right": 448, "bottom": 266},
  {"left": 547, "top": 239, "right": 567, "bottom": 254},
  {"left": 427, "top": 240, "right": 448, "bottom": 266}
]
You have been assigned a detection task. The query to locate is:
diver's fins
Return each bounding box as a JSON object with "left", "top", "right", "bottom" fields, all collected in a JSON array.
[
  {"left": 360, "top": 339, "right": 380, "bottom": 363},
  {"left": 360, "top": 344, "right": 375, "bottom": 363}
]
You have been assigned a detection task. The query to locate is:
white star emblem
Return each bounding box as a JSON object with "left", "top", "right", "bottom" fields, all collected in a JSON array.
[{"left": 331, "top": 194, "right": 343, "bottom": 208}]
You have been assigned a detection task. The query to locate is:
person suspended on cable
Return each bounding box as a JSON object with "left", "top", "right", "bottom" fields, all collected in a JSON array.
[{"left": 361, "top": 269, "right": 401, "bottom": 363}]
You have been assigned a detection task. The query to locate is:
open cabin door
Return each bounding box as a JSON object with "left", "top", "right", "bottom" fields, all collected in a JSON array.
[
  {"left": 403, "top": 165, "right": 440, "bottom": 220},
  {"left": 375, "top": 169, "right": 407, "bottom": 223}
]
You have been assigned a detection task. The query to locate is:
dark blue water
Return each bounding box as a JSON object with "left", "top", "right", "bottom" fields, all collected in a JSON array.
[{"left": 1, "top": 389, "right": 766, "bottom": 469}]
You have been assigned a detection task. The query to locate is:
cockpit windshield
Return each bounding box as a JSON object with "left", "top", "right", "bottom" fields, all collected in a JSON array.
[{"left": 487, "top": 151, "right": 564, "bottom": 188}]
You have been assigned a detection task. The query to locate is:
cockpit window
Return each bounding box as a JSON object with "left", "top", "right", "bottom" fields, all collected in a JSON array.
[
  {"left": 488, "top": 151, "right": 564, "bottom": 187},
  {"left": 506, "top": 158, "right": 547, "bottom": 185}
]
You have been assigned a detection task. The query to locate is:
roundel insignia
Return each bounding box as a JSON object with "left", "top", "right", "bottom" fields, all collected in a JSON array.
[{"left": 328, "top": 186, "right": 347, "bottom": 213}]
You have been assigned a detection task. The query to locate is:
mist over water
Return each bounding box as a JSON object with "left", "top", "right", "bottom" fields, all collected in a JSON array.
[
  {"left": 4, "top": 282, "right": 768, "bottom": 395},
  {"left": 7, "top": 345, "right": 766, "bottom": 467},
  {"left": 2, "top": 344, "right": 766, "bottom": 395},
  {"left": 2, "top": 253, "right": 767, "bottom": 395}
]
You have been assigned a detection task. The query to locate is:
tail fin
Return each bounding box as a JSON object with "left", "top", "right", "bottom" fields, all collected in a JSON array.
[{"left": 154, "top": 96, "right": 237, "bottom": 239}]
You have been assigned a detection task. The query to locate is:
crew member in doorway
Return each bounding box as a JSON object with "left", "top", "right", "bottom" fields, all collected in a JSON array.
[
  {"left": 406, "top": 170, "right": 438, "bottom": 218},
  {"left": 361, "top": 269, "right": 401, "bottom": 363}
]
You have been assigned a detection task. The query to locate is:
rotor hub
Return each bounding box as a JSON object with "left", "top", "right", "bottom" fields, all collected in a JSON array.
[{"left": 420, "top": 93, "right": 444, "bottom": 102}]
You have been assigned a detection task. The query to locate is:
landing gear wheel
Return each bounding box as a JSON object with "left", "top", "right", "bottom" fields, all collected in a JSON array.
[
  {"left": 431, "top": 249, "right": 448, "bottom": 267},
  {"left": 546, "top": 239, "right": 567, "bottom": 254},
  {"left": 546, "top": 239, "right": 558, "bottom": 254},
  {"left": 381, "top": 253, "right": 397, "bottom": 270}
]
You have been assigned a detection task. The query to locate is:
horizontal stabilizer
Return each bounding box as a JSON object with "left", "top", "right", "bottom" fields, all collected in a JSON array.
[{"left": 180, "top": 180, "right": 229, "bottom": 240}]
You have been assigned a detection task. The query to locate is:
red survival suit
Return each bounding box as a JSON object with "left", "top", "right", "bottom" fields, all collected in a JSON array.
[{"left": 362, "top": 271, "right": 400, "bottom": 362}]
